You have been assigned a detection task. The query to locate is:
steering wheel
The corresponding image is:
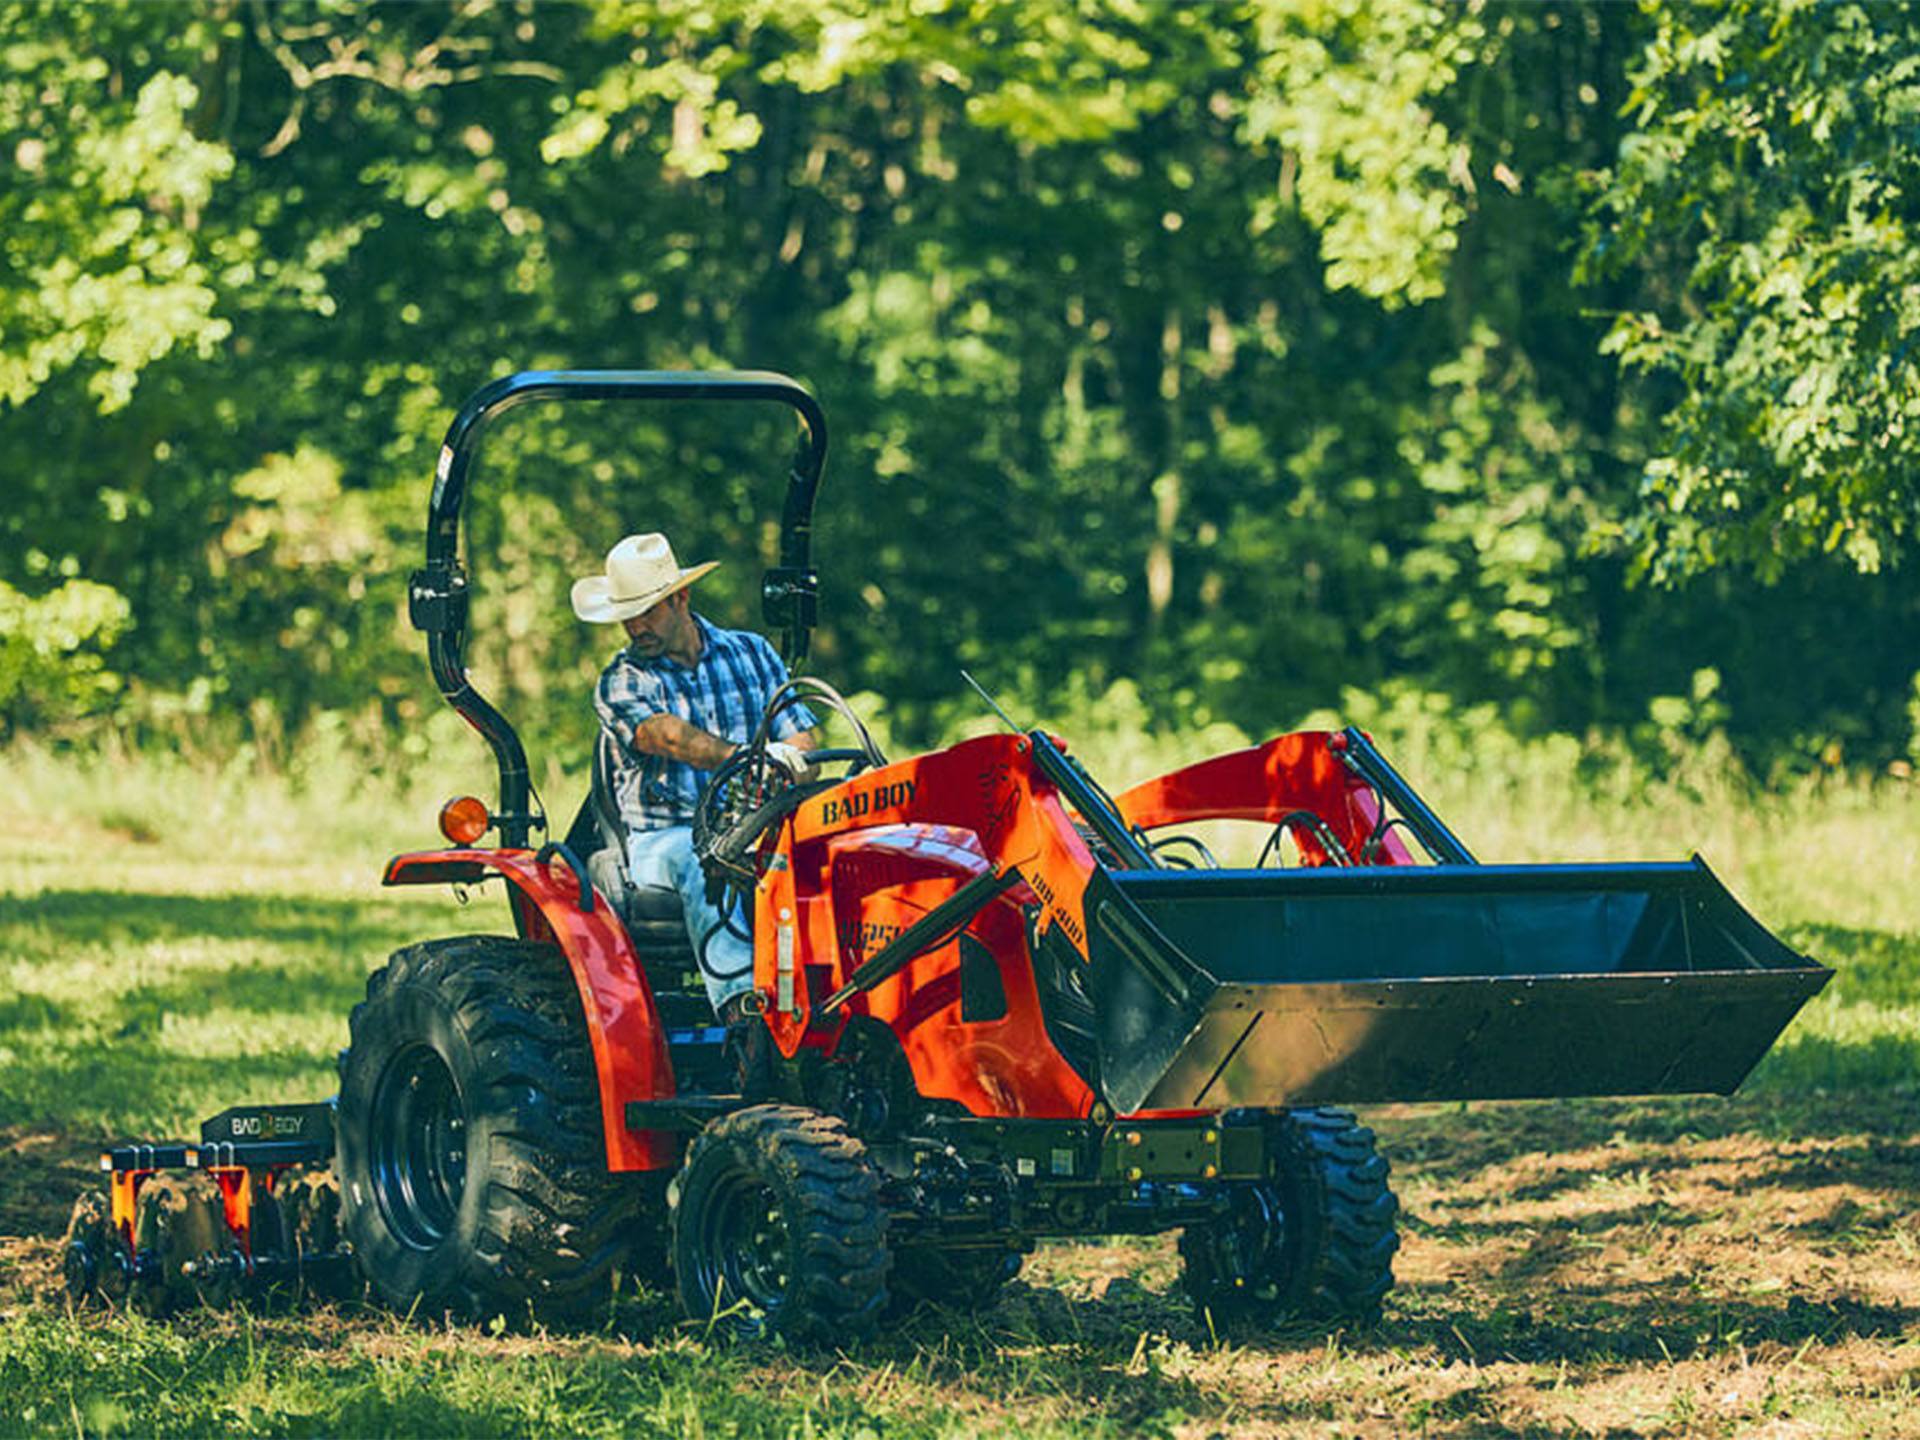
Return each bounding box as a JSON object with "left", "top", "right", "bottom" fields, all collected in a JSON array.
[{"left": 694, "top": 744, "right": 879, "bottom": 896}]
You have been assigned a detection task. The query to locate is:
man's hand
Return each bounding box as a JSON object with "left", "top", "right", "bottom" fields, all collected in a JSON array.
[{"left": 764, "top": 740, "right": 815, "bottom": 782}]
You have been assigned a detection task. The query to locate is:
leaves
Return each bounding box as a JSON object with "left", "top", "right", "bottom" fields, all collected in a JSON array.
[
  {"left": 0, "top": 0, "right": 1915, "bottom": 771},
  {"left": 1583, "top": 0, "right": 1920, "bottom": 580},
  {"left": 0, "top": 25, "right": 243, "bottom": 412}
]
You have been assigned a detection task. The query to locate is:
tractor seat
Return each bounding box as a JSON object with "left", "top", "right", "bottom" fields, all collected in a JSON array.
[
  {"left": 562, "top": 732, "right": 701, "bottom": 987},
  {"left": 584, "top": 844, "right": 685, "bottom": 927}
]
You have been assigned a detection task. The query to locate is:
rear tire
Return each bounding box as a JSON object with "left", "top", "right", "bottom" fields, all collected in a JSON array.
[
  {"left": 1179, "top": 1107, "right": 1398, "bottom": 1327},
  {"left": 336, "top": 936, "right": 637, "bottom": 1323},
  {"left": 670, "top": 1104, "right": 889, "bottom": 1341}
]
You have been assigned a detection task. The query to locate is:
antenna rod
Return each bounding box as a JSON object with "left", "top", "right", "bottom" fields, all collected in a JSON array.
[{"left": 959, "top": 670, "right": 1023, "bottom": 735}]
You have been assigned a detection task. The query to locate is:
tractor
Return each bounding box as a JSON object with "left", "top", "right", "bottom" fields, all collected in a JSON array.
[{"left": 65, "top": 371, "right": 1831, "bottom": 1337}]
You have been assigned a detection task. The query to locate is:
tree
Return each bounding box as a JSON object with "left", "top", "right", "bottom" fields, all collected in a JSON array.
[{"left": 1584, "top": 0, "right": 1920, "bottom": 581}]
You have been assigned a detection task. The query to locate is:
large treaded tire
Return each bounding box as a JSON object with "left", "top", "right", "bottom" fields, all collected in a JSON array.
[
  {"left": 1179, "top": 1106, "right": 1398, "bottom": 1327},
  {"left": 670, "top": 1104, "right": 889, "bottom": 1342},
  {"left": 336, "top": 935, "right": 644, "bottom": 1322}
]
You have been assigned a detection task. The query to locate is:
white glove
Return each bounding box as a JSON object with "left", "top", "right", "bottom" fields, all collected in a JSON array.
[{"left": 764, "top": 740, "right": 815, "bottom": 782}]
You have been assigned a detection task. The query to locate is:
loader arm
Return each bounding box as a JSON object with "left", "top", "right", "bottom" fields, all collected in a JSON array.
[
  {"left": 761, "top": 727, "right": 1829, "bottom": 1119},
  {"left": 1114, "top": 729, "right": 1419, "bottom": 866}
]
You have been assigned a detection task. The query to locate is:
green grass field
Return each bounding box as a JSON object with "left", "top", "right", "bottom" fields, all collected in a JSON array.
[{"left": 1, "top": 741, "right": 1916, "bottom": 1437}]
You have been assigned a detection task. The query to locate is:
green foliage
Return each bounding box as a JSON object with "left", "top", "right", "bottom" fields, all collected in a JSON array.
[
  {"left": 1243, "top": 0, "right": 1476, "bottom": 307},
  {"left": 0, "top": 0, "right": 1915, "bottom": 773},
  {"left": 0, "top": 5, "right": 245, "bottom": 412},
  {"left": 0, "top": 578, "right": 130, "bottom": 733},
  {"left": 1584, "top": 0, "right": 1920, "bottom": 580}
]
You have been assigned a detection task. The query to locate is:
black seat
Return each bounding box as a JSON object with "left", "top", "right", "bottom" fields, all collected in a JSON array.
[{"left": 563, "top": 731, "right": 702, "bottom": 995}]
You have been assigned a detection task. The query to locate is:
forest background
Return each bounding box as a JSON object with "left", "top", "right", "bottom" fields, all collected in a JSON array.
[
  {"left": 4, "top": 5, "right": 1920, "bottom": 1433},
  {"left": 4, "top": 0, "right": 1919, "bottom": 792}
]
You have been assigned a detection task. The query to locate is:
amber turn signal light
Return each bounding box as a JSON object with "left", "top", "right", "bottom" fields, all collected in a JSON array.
[{"left": 438, "top": 795, "right": 491, "bottom": 846}]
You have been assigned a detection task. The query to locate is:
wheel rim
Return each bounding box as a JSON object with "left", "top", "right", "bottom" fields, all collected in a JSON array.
[
  {"left": 62, "top": 1241, "right": 96, "bottom": 1300},
  {"left": 369, "top": 1043, "right": 468, "bottom": 1251},
  {"left": 694, "top": 1164, "right": 790, "bottom": 1325},
  {"left": 1199, "top": 1183, "right": 1287, "bottom": 1302},
  {"left": 1238, "top": 1185, "right": 1289, "bottom": 1301}
]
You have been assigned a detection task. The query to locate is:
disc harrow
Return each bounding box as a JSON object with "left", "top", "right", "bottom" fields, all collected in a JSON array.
[{"left": 63, "top": 1102, "right": 352, "bottom": 1311}]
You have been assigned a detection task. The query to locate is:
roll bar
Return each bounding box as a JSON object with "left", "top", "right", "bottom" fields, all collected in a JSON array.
[{"left": 406, "top": 370, "right": 829, "bottom": 846}]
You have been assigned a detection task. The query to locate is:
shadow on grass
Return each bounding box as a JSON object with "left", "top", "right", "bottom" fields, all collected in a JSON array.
[
  {"left": 1407, "top": 1129, "right": 1920, "bottom": 1218},
  {"left": 0, "top": 888, "right": 445, "bottom": 955},
  {"left": 1406, "top": 1200, "right": 1712, "bottom": 1249},
  {"left": 111, "top": 957, "right": 374, "bottom": 1027},
  {"left": 1376, "top": 1082, "right": 1920, "bottom": 1191},
  {"left": 1749, "top": 1028, "right": 1920, "bottom": 1093},
  {"left": 0, "top": 1042, "right": 339, "bottom": 1147},
  {"left": 1378, "top": 1283, "right": 1920, "bottom": 1368}
]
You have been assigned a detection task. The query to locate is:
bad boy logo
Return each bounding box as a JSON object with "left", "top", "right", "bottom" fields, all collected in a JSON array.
[{"left": 820, "top": 777, "right": 919, "bottom": 826}]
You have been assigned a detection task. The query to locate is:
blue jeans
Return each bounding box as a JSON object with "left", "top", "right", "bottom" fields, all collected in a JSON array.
[{"left": 625, "top": 825, "right": 755, "bottom": 1015}]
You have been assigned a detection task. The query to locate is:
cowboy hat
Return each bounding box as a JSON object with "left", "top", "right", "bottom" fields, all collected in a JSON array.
[{"left": 570, "top": 533, "right": 719, "bottom": 624}]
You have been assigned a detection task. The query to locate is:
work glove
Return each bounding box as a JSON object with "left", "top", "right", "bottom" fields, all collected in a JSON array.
[{"left": 763, "top": 740, "right": 815, "bottom": 783}]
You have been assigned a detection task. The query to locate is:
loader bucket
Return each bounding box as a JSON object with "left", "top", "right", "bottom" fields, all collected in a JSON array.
[{"left": 1081, "top": 859, "right": 1830, "bottom": 1116}]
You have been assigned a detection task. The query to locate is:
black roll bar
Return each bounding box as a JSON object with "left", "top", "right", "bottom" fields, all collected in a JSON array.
[{"left": 407, "top": 370, "right": 828, "bottom": 848}]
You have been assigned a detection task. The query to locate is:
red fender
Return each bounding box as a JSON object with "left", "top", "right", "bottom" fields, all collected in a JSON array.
[{"left": 382, "top": 848, "right": 675, "bottom": 1171}]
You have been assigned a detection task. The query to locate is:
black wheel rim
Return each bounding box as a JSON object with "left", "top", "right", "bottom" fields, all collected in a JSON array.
[
  {"left": 62, "top": 1242, "right": 96, "bottom": 1299},
  {"left": 693, "top": 1164, "right": 790, "bottom": 1327},
  {"left": 1204, "top": 1184, "right": 1287, "bottom": 1303},
  {"left": 369, "top": 1043, "right": 468, "bottom": 1251}
]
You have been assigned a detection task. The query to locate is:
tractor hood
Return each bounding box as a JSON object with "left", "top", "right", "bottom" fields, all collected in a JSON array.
[{"left": 1080, "top": 859, "right": 1830, "bottom": 1116}]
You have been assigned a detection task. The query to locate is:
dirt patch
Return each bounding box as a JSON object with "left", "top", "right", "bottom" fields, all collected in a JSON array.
[
  {"left": 0, "top": 1130, "right": 102, "bottom": 1232},
  {"left": 0, "top": 1130, "right": 105, "bottom": 1309}
]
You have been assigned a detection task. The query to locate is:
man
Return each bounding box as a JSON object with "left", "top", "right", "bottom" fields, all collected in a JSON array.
[{"left": 572, "top": 532, "right": 816, "bottom": 1020}]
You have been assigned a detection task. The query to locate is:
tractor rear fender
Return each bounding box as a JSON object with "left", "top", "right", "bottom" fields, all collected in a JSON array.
[{"left": 382, "top": 848, "right": 676, "bottom": 1171}]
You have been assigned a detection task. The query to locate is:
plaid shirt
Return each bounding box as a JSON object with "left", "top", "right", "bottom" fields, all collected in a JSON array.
[{"left": 594, "top": 615, "right": 816, "bottom": 831}]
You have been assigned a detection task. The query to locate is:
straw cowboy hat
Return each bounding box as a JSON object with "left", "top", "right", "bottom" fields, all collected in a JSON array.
[{"left": 570, "top": 533, "right": 719, "bottom": 624}]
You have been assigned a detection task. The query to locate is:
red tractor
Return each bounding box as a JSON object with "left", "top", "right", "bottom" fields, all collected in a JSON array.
[{"left": 67, "top": 371, "right": 1830, "bottom": 1337}]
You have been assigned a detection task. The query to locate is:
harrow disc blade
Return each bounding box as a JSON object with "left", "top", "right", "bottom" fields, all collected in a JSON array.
[
  {"left": 277, "top": 1168, "right": 353, "bottom": 1300},
  {"left": 61, "top": 1190, "right": 112, "bottom": 1303},
  {"left": 132, "top": 1172, "right": 229, "bottom": 1314}
]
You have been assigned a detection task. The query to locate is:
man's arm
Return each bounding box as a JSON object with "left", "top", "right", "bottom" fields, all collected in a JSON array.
[
  {"left": 629, "top": 715, "right": 820, "bottom": 767},
  {"left": 630, "top": 713, "right": 740, "bottom": 770}
]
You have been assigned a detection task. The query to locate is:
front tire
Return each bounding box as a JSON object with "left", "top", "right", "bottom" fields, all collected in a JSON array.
[
  {"left": 1179, "top": 1107, "right": 1398, "bottom": 1327},
  {"left": 670, "top": 1104, "right": 889, "bottom": 1341},
  {"left": 336, "top": 936, "right": 637, "bottom": 1322}
]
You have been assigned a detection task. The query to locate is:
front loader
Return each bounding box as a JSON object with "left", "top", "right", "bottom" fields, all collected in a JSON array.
[{"left": 67, "top": 371, "right": 1831, "bottom": 1337}]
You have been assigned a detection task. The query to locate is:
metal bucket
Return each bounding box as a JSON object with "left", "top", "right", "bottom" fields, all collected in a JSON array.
[{"left": 1081, "top": 860, "right": 1831, "bottom": 1116}]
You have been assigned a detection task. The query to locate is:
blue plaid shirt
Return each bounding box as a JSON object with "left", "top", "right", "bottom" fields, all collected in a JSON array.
[{"left": 593, "top": 615, "right": 816, "bottom": 831}]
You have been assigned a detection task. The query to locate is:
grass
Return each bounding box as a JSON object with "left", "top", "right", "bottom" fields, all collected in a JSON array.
[{"left": 1, "top": 731, "right": 1917, "bottom": 1437}]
